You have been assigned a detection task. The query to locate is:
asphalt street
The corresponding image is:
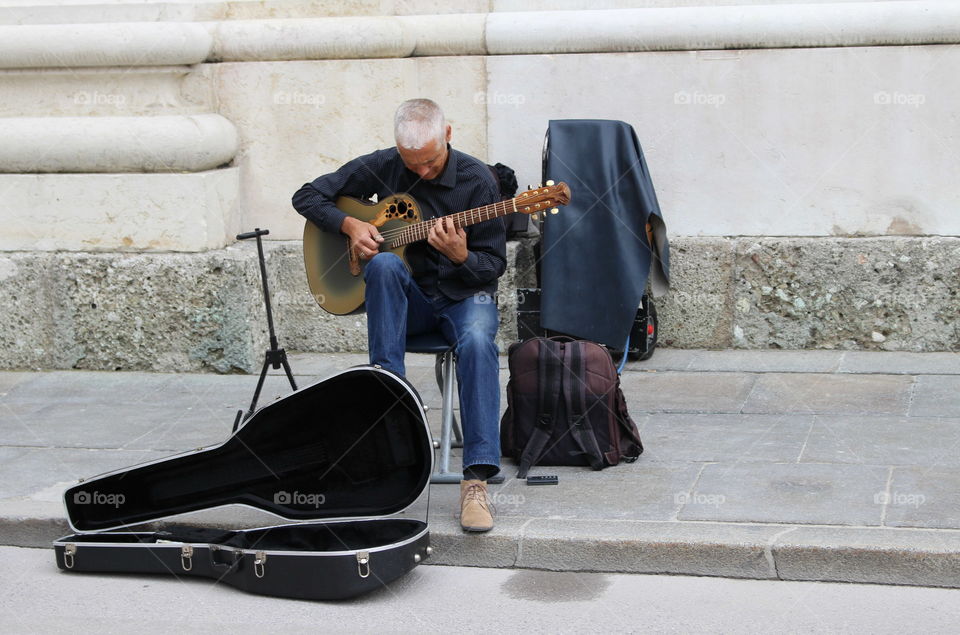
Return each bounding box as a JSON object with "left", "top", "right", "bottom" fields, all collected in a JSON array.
[{"left": 3, "top": 546, "right": 959, "bottom": 634}]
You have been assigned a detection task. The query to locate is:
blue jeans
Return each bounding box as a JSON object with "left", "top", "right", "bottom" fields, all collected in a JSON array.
[{"left": 364, "top": 253, "right": 501, "bottom": 475}]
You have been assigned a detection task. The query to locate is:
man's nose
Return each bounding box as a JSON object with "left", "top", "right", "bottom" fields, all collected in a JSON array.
[{"left": 416, "top": 166, "right": 431, "bottom": 177}]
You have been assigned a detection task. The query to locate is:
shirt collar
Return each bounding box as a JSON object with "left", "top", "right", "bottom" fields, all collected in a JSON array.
[{"left": 433, "top": 144, "right": 457, "bottom": 189}]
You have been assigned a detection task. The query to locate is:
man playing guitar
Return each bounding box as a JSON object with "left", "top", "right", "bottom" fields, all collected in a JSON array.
[{"left": 292, "top": 99, "right": 504, "bottom": 532}]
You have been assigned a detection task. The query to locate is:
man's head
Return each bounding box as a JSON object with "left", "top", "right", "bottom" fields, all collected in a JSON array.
[{"left": 394, "top": 98, "right": 452, "bottom": 180}]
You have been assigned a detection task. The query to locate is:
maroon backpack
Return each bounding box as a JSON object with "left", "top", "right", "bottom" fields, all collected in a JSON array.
[{"left": 500, "top": 337, "right": 643, "bottom": 478}]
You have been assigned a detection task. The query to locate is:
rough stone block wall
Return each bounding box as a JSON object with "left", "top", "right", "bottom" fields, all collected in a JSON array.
[
  {"left": 0, "top": 235, "right": 955, "bottom": 372},
  {"left": 0, "top": 248, "right": 268, "bottom": 372},
  {"left": 732, "top": 237, "right": 959, "bottom": 352},
  {"left": 654, "top": 236, "right": 959, "bottom": 352},
  {"left": 0, "top": 240, "right": 535, "bottom": 372}
]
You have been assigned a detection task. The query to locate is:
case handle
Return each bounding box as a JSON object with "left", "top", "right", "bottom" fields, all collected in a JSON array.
[
  {"left": 180, "top": 545, "right": 193, "bottom": 571},
  {"left": 254, "top": 551, "right": 267, "bottom": 578},
  {"left": 63, "top": 543, "right": 76, "bottom": 569},
  {"left": 357, "top": 551, "right": 370, "bottom": 578}
]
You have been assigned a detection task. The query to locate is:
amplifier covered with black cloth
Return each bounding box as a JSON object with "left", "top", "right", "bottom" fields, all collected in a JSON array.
[{"left": 53, "top": 366, "right": 434, "bottom": 601}]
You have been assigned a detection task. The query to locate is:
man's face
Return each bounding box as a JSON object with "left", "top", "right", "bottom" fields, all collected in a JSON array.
[{"left": 397, "top": 126, "right": 451, "bottom": 181}]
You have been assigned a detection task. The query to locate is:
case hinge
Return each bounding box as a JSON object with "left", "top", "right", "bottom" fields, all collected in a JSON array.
[
  {"left": 254, "top": 551, "right": 268, "bottom": 578},
  {"left": 357, "top": 551, "right": 370, "bottom": 578},
  {"left": 63, "top": 543, "right": 77, "bottom": 569},
  {"left": 180, "top": 545, "right": 194, "bottom": 571}
]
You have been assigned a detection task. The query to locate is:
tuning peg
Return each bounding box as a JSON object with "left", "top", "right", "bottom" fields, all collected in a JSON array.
[
  {"left": 546, "top": 180, "right": 555, "bottom": 186},
  {"left": 551, "top": 208, "right": 559, "bottom": 214},
  {"left": 531, "top": 212, "right": 540, "bottom": 221},
  {"left": 527, "top": 185, "right": 533, "bottom": 190}
]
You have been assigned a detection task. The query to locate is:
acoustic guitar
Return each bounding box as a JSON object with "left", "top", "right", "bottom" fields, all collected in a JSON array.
[{"left": 303, "top": 181, "right": 571, "bottom": 315}]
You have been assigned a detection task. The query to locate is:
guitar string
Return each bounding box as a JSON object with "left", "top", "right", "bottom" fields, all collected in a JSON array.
[
  {"left": 373, "top": 203, "right": 496, "bottom": 245},
  {"left": 381, "top": 199, "right": 512, "bottom": 247},
  {"left": 373, "top": 196, "right": 543, "bottom": 247}
]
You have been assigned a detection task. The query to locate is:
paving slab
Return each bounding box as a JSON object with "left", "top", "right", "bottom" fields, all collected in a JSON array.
[
  {"left": 679, "top": 463, "right": 890, "bottom": 526},
  {"left": 620, "top": 371, "right": 757, "bottom": 414},
  {"left": 742, "top": 373, "right": 913, "bottom": 415},
  {"left": 622, "top": 348, "right": 702, "bottom": 371},
  {"left": 0, "top": 372, "right": 38, "bottom": 395},
  {"left": 883, "top": 467, "right": 960, "bottom": 530},
  {"left": 0, "top": 372, "right": 296, "bottom": 451},
  {"left": 639, "top": 413, "right": 812, "bottom": 464},
  {"left": 0, "top": 447, "right": 171, "bottom": 499},
  {"left": 280, "top": 351, "right": 508, "bottom": 377},
  {"left": 799, "top": 415, "right": 960, "bottom": 467},
  {"left": 682, "top": 350, "right": 843, "bottom": 374},
  {"left": 493, "top": 464, "right": 703, "bottom": 521},
  {"left": 909, "top": 375, "right": 960, "bottom": 418},
  {"left": 839, "top": 351, "right": 960, "bottom": 376}
]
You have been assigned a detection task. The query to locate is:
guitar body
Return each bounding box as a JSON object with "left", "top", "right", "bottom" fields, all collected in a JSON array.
[{"left": 303, "top": 194, "right": 422, "bottom": 315}]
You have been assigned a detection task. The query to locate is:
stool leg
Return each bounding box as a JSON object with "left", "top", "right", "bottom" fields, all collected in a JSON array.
[
  {"left": 431, "top": 350, "right": 462, "bottom": 484},
  {"left": 434, "top": 353, "right": 463, "bottom": 448}
]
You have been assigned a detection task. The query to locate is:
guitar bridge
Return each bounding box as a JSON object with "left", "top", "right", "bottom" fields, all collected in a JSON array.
[{"left": 347, "top": 240, "right": 362, "bottom": 276}]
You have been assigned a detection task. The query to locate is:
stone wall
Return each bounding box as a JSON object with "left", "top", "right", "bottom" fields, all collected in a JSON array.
[
  {"left": 0, "top": 240, "right": 533, "bottom": 372},
  {"left": 658, "top": 236, "right": 959, "bottom": 352},
  {"left": 2, "top": 235, "right": 953, "bottom": 372}
]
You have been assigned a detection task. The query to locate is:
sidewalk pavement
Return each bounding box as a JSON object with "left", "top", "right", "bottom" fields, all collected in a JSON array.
[{"left": 1, "top": 349, "right": 958, "bottom": 588}]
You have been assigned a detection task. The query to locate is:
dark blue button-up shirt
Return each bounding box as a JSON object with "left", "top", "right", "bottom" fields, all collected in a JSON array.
[{"left": 292, "top": 146, "right": 507, "bottom": 302}]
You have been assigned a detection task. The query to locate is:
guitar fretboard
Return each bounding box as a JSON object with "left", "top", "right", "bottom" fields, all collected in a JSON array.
[{"left": 385, "top": 199, "right": 519, "bottom": 249}]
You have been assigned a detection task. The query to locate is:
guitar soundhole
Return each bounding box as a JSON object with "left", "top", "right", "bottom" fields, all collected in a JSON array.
[{"left": 384, "top": 199, "right": 415, "bottom": 220}]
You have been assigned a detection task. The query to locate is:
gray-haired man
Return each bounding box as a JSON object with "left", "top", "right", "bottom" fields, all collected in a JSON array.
[{"left": 293, "top": 99, "right": 506, "bottom": 531}]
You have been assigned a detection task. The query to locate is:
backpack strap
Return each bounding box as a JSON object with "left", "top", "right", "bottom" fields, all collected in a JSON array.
[
  {"left": 614, "top": 381, "right": 644, "bottom": 461},
  {"left": 562, "top": 342, "right": 605, "bottom": 471},
  {"left": 517, "top": 339, "right": 562, "bottom": 479}
]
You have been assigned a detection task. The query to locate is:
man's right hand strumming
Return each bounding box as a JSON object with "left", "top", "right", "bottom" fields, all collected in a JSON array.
[{"left": 341, "top": 216, "right": 384, "bottom": 260}]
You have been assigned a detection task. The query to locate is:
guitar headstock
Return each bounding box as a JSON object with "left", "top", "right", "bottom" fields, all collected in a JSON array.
[{"left": 515, "top": 181, "right": 571, "bottom": 220}]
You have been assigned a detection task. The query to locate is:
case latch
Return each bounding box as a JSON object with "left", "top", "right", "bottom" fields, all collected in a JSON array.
[
  {"left": 254, "top": 551, "right": 268, "bottom": 578},
  {"left": 180, "top": 545, "right": 194, "bottom": 571},
  {"left": 357, "top": 551, "right": 370, "bottom": 578},
  {"left": 63, "top": 543, "right": 77, "bottom": 569}
]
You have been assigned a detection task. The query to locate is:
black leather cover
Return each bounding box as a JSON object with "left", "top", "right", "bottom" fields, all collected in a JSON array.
[{"left": 541, "top": 119, "right": 670, "bottom": 349}]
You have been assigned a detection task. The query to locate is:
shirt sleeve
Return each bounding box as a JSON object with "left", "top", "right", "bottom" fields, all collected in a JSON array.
[
  {"left": 291, "top": 150, "right": 386, "bottom": 234},
  {"left": 453, "top": 176, "right": 507, "bottom": 286}
]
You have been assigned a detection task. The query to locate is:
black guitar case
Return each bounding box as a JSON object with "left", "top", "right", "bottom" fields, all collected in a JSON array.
[{"left": 53, "top": 366, "right": 433, "bottom": 601}]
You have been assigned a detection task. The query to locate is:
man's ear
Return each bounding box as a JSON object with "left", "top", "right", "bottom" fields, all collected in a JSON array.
[{"left": 445, "top": 124, "right": 452, "bottom": 143}]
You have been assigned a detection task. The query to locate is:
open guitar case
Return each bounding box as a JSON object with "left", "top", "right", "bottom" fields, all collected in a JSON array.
[{"left": 53, "top": 366, "right": 434, "bottom": 601}]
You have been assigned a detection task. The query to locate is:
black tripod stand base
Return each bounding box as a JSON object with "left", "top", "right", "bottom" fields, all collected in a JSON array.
[{"left": 240, "top": 348, "right": 298, "bottom": 429}]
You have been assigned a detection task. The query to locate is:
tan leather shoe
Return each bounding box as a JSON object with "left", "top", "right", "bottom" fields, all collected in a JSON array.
[{"left": 459, "top": 479, "right": 495, "bottom": 532}]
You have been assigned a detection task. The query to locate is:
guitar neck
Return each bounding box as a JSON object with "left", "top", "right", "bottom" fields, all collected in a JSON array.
[{"left": 385, "top": 199, "right": 518, "bottom": 249}]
